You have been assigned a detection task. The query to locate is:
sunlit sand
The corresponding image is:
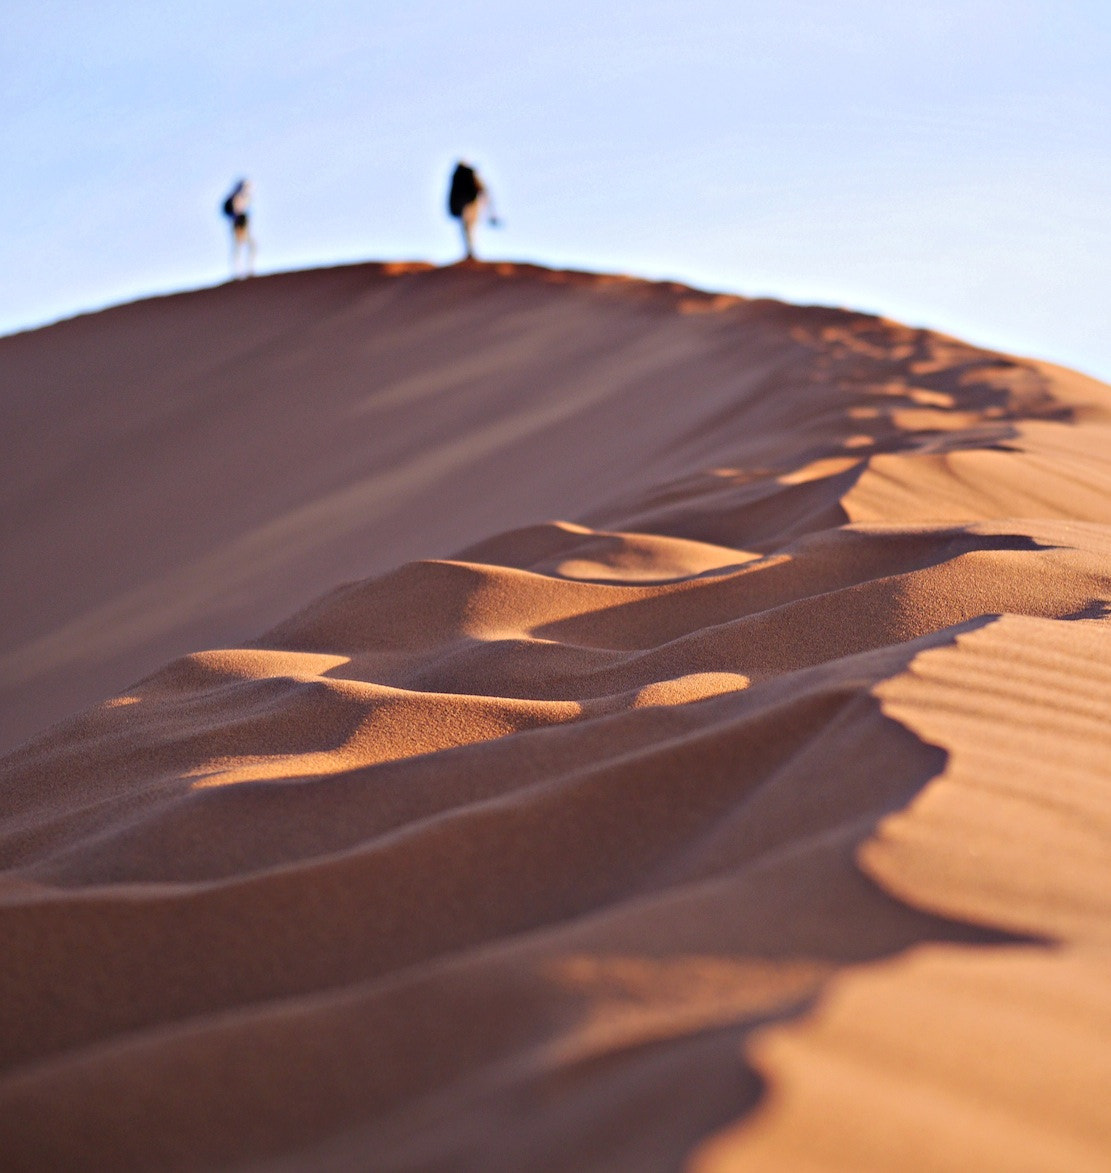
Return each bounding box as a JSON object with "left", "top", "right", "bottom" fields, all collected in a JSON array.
[{"left": 2, "top": 263, "right": 1109, "bottom": 1170}]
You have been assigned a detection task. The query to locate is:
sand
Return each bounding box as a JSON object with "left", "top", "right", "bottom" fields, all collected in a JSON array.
[{"left": 1, "top": 262, "right": 1109, "bottom": 1170}]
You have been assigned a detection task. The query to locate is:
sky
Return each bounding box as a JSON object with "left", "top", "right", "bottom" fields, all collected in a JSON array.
[{"left": 2, "top": 1, "right": 1109, "bottom": 379}]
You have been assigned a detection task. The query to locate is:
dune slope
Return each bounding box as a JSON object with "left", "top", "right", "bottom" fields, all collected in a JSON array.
[{"left": 2, "top": 263, "right": 1110, "bottom": 1171}]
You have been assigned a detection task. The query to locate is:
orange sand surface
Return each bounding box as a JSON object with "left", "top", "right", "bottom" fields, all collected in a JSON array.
[{"left": 1, "top": 263, "right": 1109, "bottom": 1170}]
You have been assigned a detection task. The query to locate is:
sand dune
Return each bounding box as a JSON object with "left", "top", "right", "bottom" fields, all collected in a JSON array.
[{"left": 1, "top": 263, "right": 1109, "bottom": 1170}]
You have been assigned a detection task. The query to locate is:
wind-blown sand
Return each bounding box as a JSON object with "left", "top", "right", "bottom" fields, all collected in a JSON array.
[{"left": 1, "top": 263, "right": 1109, "bottom": 1171}]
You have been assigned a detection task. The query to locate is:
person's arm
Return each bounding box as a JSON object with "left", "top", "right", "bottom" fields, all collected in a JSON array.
[{"left": 481, "top": 185, "right": 501, "bottom": 227}]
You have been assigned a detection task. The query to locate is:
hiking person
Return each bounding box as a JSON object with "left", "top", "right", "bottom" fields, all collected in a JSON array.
[
  {"left": 447, "top": 161, "right": 499, "bottom": 260},
  {"left": 222, "top": 179, "right": 256, "bottom": 278}
]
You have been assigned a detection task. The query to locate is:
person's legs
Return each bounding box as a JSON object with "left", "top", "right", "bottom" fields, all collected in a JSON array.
[
  {"left": 233, "top": 224, "right": 255, "bottom": 277},
  {"left": 461, "top": 201, "right": 479, "bottom": 259},
  {"left": 243, "top": 228, "right": 256, "bottom": 277}
]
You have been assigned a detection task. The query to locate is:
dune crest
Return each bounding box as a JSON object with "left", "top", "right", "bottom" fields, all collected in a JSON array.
[{"left": 2, "top": 263, "right": 1110, "bottom": 1170}]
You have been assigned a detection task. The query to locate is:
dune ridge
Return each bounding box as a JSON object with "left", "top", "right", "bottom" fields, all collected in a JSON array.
[{"left": 2, "top": 263, "right": 1110, "bottom": 1170}]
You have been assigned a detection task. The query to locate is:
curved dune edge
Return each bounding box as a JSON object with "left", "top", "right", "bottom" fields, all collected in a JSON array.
[
  {"left": 687, "top": 615, "right": 1111, "bottom": 1173},
  {"left": 2, "top": 263, "right": 1111, "bottom": 1170}
]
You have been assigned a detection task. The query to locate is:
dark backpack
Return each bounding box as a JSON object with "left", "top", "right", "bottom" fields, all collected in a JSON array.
[
  {"left": 448, "top": 165, "right": 480, "bottom": 217},
  {"left": 222, "top": 194, "right": 236, "bottom": 218}
]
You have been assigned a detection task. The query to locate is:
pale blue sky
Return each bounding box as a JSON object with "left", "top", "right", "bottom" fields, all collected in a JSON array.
[{"left": 3, "top": 1, "right": 1108, "bottom": 378}]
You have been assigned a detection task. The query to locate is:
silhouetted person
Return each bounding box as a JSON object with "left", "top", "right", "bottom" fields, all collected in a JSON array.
[
  {"left": 447, "top": 161, "right": 498, "bottom": 260},
  {"left": 222, "top": 179, "right": 256, "bottom": 278}
]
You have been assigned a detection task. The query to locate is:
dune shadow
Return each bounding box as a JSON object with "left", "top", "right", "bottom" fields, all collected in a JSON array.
[
  {"left": 0, "top": 524, "right": 1062, "bottom": 1169},
  {"left": 1060, "top": 598, "right": 1111, "bottom": 621}
]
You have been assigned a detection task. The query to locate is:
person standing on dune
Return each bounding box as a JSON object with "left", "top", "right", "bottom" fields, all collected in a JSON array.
[
  {"left": 222, "top": 179, "right": 257, "bottom": 278},
  {"left": 447, "top": 160, "right": 499, "bottom": 260}
]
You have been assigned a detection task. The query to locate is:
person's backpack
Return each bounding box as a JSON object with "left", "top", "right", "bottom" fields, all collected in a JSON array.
[
  {"left": 222, "top": 194, "right": 236, "bottom": 218},
  {"left": 448, "top": 165, "right": 480, "bottom": 217}
]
